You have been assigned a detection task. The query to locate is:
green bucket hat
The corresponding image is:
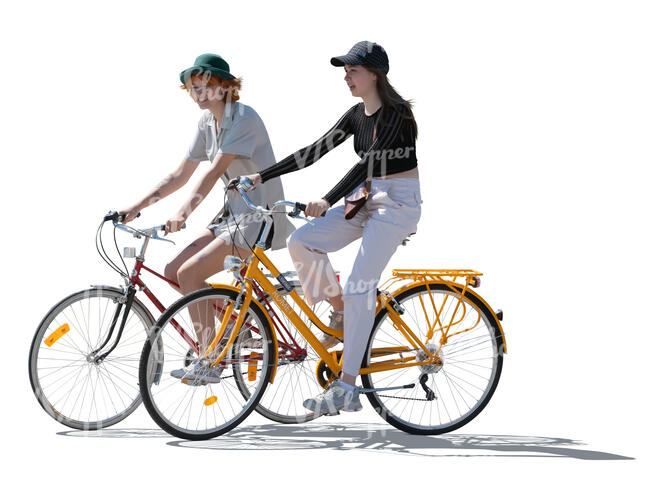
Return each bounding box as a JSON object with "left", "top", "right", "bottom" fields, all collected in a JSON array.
[{"left": 179, "top": 53, "right": 236, "bottom": 85}]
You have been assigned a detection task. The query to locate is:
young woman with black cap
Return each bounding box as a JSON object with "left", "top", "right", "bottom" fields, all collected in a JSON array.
[
  {"left": 118, "top": 53, "right": 295, "bottom": 383},
  {"left": 235, "top": 41, "right": 423, "bottom": 415}
]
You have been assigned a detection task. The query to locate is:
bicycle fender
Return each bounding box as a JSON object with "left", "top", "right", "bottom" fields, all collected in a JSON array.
[
  {"left": 208, "top": 283, "right": 280, "bottom": 383},
  {"left": 385, "top": 280, "right": 507, "bottom": 354}
]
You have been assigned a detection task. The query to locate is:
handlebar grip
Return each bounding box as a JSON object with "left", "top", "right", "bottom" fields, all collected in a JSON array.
[
  {"left": 295, "top": 202, "right": 327, "bottom": 218},
  {"left": 105, "top": 210, "right": 141, "bottom": 222},
  {"left": 117, "top": 212, "right": 141, "bottom": 223}
]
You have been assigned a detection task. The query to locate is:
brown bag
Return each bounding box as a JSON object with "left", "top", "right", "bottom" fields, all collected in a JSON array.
[
  {"left": 343, "top": 117, "right": 378, "bottom": 220},
  {"left": 343, "top": 179, "right": 371, "bottom": 219}
]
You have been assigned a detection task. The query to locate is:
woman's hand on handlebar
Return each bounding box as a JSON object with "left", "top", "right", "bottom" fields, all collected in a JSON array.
[
  {"left": 304, "top": 199, "right": 330, "bottom": 218},
  {"left": 164, "top": 212, "right": 187, "bottom": 235},
  {"left": 117, "top": 205, "right": 142, "bottom": 224},
  {"left": 227, "top": 173, "right": 261, "bottom": 192}
]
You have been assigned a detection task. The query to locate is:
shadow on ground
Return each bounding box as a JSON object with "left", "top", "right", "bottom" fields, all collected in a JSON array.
[{"left": 58, "top": 423, "right": 633, "bottom": 460}]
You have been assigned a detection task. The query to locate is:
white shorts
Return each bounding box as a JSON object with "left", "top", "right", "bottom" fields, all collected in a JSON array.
[{"left": 207, "top": 211, "right": 274, "bottom": 250}]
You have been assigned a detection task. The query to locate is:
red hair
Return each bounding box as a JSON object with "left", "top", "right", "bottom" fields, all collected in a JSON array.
[{"left": 180, "top": 73, "right": 243, "bottom": 102}]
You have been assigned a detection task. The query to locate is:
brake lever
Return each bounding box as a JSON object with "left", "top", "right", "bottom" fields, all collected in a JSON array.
[
  {"left": 151, "top": 234, "right": 177, "bottom": 245},
  {"left": 294, "top": 214, "right": 315, "bottom": 226},
  {"left": 113, "top": 222, "right": 147, "bottom": 238},
  {"left": 150, "top": 222, "right": 187, "bottom": 244}
]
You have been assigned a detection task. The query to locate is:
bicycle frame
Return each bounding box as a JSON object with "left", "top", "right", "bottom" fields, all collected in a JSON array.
[
  {"left": 90, "top": 256, "right": 200, "bottom": 362},
  {"left": 101, "top": 247, "right": 312, "bottom": 366},
  {"left": 203, "top": 245, "right": 507, "bottom": 382}
]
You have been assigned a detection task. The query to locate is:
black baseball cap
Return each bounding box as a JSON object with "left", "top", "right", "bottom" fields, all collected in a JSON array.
[{"left": 330, "top": 41, "right": 389, "bottom": 74}]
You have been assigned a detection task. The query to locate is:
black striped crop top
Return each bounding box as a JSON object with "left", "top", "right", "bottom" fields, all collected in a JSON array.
[{"left": 258, "top": 102, "right": 417, "bottom": 206}]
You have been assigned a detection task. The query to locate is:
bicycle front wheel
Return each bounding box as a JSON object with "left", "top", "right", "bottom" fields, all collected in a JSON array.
[
  {"left": 361, "top": 282, "right": 504, "bottom": 435},
  {"left": 28, "top": 286, "right": 154, "bottom": 430},
  {"left": 139, "top": 287, "right": 275, "bottom": 440}
]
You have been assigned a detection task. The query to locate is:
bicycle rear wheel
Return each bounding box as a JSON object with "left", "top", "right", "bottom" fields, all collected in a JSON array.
[
  {"left": 28, "top": 286, "right": 154, "bottom": 430},
  {"left": 138, "top": 287, "right": 275, "bottom": 440},
  {"left": 361, "top": 283, "right": 504, "bottom": 434}
]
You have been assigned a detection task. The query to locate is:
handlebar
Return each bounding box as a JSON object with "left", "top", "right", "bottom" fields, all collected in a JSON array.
[
  {"left": 228, "top": 176, "right": 327, "bottom": 219},
  {"left": 102, "top": 210, "right": 185, "bottom": 244}
]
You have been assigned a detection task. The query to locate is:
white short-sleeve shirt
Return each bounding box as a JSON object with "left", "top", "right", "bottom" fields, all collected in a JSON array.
[{"left": 185, "top": 101, "right": 295, "bottom": 250}]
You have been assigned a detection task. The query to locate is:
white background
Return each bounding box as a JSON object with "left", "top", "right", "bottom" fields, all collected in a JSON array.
[{"left": 1, "top": 0, "right": 648, "bottom": 481}]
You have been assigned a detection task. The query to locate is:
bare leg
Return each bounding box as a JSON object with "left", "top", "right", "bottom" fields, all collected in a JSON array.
[
  {"left": 177, "top": 237, "right": 252, "bottom": 357},
  {"left": 164, "top": 229, "right": 216, "bottom": 294},
  {"left": 328, "top": 294, "right": 344, "bottom": 312}
]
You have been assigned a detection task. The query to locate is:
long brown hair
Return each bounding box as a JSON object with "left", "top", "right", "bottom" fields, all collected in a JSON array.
[{"left": 365, "top": 66, "right": 418, "bottom": 139}]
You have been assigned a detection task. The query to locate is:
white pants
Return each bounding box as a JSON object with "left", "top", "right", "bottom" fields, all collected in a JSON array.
[{"left": 287, "top": 177, "right": 423, "bottom": 377}]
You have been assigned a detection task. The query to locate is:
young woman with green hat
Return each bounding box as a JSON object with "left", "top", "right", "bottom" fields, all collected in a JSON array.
[
  {"left": 235, "top": 41, "right": 423, "bottom": 415},
  {"left": 118, "top": 53, "right": 295, "bottom": 383}
]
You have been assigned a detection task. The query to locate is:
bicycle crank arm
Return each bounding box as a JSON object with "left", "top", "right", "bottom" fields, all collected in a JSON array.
[{"left": 357, "top": 383, "right": 416, "bottom": 394}]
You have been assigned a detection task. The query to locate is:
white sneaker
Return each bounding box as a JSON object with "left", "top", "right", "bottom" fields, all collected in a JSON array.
[
  {"left": 238, "top": 326, "right": 263, "bottom": 349},
  {"left": 170, "top": 359, "right": 224, "bottom": 385},
  {"left": 303, "top": 379, "right": 362, "bottom": 416},
  {"left": 318, "top": 310, "right": 344, "bottom": 350}
]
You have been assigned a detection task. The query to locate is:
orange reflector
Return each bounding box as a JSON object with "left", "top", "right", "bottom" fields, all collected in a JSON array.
[
  {"left": 248, "top": 352, "right": 259, "bottom": 381},
  {"left": 204, "top": 396, "right": 218, "bottom": 406},
  {"left": 44, "top": 324, "right": 70, "bottom": 347}
]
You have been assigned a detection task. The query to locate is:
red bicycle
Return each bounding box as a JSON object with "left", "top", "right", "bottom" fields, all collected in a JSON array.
[{"left": 29, "top": 210, "right": 334, "bottom": 430}]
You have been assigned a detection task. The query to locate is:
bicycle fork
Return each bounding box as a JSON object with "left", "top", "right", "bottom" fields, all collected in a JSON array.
[{"left": 88, "top": 286, "right": 137, "bottom": 364}]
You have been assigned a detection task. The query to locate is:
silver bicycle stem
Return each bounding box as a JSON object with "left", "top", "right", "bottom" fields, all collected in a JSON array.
[{"left": 231, "top": 176, "right": 314, "bottom": 249}]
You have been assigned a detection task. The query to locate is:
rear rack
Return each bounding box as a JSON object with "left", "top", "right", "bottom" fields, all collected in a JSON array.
[
  {"left": 378, "top": 269, "right": 485, "bottom": 346},
  {"left": 382, "top": 269, "right": 482, "bottom": 291}
]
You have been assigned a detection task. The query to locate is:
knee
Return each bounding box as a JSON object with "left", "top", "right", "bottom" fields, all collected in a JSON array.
[
  {"left": 287, "top": 231, "right": 306, "bottom": 256},
  {"left": 176, "top": 262, "right": 198, "bottom": 289}
]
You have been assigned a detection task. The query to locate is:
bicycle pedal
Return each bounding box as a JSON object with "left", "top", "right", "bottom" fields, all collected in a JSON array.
[{"left": 181, "top": 378, "right": 206, "bottom": 387}]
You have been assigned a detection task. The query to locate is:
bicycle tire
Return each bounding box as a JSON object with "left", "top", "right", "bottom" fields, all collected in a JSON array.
[
  {"left": 28, "top": 286, "right": 155, "bottom": 430},
  {"left": 138, "top": 286, "right": 276, "bottom": 440},
  {"left": 361, "top": 282, "right": 504, "bottom": 435}
]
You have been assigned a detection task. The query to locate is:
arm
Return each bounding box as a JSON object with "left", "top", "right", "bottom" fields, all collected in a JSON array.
[
  {"left": 321, "top": 106, "right": 406, "bottom": 207},
  {"left": 118, "top": 158, "right": 199, "bottom": 222},
  {"left": 140, "top": 158, "right": 199, "bottom": 208},
  {"left": 257, "top": 104, "right": 357, "bottom": 183},
  {"left": 166, "top": 113, "right": 257, "bottom": 233},
  {"left": 166, "top": 152, "right": 237, "bottom": 233}
]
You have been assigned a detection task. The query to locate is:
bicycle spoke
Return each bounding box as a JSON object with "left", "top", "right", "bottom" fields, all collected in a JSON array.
[
  {"left": 30, "top": 288, "right": 151, "bottom": 429},
  {"left": 363, "top": 284, "right": 502, "bottom": 433}
]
